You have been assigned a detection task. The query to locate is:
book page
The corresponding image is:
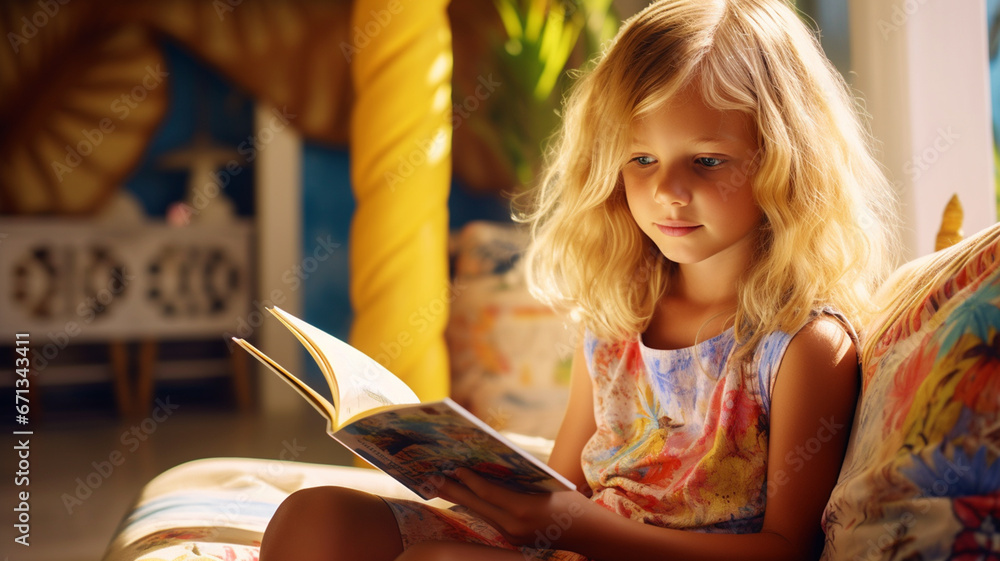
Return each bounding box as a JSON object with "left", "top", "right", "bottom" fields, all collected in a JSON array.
[
  {"left": 268, "top": 307, "right": 419, "bottom": 428},
  {"left": 231, "top": 338, "right": 338, "bottom": 431},
  {"left": 332, "top": 398, "right": 574, "bottom": 500}
]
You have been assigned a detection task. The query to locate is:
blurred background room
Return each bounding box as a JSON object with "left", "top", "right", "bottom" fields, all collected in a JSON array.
[{"left": 0, "top": 0, "right": 997, "bottom": 560}]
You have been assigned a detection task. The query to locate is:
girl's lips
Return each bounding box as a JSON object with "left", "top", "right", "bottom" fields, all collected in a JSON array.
[{"left": 656, "top": 223, "right": 701, "bottom": 237}]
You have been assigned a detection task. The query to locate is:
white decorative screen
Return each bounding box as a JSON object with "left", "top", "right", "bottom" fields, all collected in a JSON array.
[{"left": 0, "top": 220, "right": 252, "bottom": 341}]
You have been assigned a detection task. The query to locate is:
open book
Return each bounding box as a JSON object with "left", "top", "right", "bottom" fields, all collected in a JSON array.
[{"left": 231, "top": 307, "right": 574, "bottom": 500}]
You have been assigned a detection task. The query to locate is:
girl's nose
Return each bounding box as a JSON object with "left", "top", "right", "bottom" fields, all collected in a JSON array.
[{"left": 653, "top": 172, "right": 691, "bottom": 206}]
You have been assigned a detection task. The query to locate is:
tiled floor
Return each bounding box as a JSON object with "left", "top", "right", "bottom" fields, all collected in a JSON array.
[{"left": 0, "top": 382, "right": 353, "bottom": 561}]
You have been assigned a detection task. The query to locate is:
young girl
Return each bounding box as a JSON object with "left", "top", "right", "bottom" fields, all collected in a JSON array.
[{"left": 260, "top": 0, "right": 897, "bottom": 559}]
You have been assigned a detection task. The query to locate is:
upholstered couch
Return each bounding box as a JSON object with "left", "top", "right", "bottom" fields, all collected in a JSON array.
[{"left": 102, "top": 220, "right": 1000, "bottom": 561}]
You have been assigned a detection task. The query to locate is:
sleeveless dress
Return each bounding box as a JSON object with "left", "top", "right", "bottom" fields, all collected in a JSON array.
[{"left": 381, "top": 309, "right": 854, "bottom": 559}]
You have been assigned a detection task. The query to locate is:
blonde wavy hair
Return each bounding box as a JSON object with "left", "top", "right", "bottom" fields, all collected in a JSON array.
[{"left": 521, "top": 0, "right": 899, "bottom": 362}]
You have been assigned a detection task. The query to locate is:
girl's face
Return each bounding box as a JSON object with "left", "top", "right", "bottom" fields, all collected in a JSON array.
[{"left": 622, "top": 86, "right": 762, "bottom": 269}]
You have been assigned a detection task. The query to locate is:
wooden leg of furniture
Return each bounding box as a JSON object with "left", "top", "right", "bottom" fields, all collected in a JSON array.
[
  {"left": 109, "top": 340, "right": 133, "bottom": 417},
  {"left": 134, "top": 339, "right": 158, "bottom": 416},
  {"left": 230, "top": 346, "right": 253, "bottom": 411}
]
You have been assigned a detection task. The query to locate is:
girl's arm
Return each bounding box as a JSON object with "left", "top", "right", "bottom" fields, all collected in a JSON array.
[
  {"left": 442, "top": 317, "right": 858, "bottom": 561},
  {"left": 546, "top": 337, "right": 596, "bottom": 494}
]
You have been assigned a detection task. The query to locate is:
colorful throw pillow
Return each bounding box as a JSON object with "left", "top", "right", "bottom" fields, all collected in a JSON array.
[
  {"left": 820, "top": 223, "right": 1000, "bottom": 560},
  {"left": 446, "top": 221, "right": 577, "bottom": 440}
]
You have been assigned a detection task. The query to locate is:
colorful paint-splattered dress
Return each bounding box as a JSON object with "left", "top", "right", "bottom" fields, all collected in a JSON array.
[{"left": 382, "top": 310, "right": 853, "bottom": 558}]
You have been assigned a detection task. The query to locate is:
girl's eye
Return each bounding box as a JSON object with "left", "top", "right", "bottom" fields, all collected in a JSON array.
[
  {"left": 632, "top": 155, "right": 656, "bottom": 166},
  {"left": 697, "top": 157, "right": 725, "bottom": 168}
]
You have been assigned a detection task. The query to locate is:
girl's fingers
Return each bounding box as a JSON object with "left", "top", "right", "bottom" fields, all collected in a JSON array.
[
  {"left": 436, "top": 476, "right": 510, "bottom": 526},
  {"left": 454, "top": 468, "right": 515, "bottom": 505}
]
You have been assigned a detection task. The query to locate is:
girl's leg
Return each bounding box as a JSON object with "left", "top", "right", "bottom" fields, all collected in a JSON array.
[
  {"left": 395, "top": 541, "right": 528, "bottom": 561},
  {"left": 259, "top": 486, "right": 403, "bottom": 561}
]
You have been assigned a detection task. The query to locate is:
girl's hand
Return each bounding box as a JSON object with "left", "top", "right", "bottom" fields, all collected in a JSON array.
[{"left": 437, "top": 467, "right": 599, "bottom": 550}]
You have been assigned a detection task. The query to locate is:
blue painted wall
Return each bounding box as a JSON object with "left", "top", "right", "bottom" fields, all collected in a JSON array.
[
  {"left": 124, "top": 39, "right": 255, "bottom": 218},
  {"left": 299, "top": 144, "right": 353, "bottom": 391}
]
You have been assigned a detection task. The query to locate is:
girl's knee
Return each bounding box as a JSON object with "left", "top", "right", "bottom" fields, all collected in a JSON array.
[
  {"left": 277, "top": 485, "right": 377, "bottom": 519},
  {"left": 279, "top": 485, "right": 341, "bottom": 511},
  {"left": 263, "top": 486, "right": 402, "bottom": 561},
  {"left": 271, "top": 486, "right": 339, "bottom": 526}
]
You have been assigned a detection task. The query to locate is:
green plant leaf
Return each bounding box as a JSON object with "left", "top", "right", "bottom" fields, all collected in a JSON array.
[{"left": 495, "top": 0, "right": 524, "bottom": 40}]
